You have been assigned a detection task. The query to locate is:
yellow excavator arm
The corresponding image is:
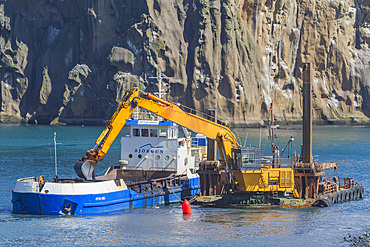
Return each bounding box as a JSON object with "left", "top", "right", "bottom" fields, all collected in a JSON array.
[{"left": 79, "top": 87, "right": 239, "bottom": 172}]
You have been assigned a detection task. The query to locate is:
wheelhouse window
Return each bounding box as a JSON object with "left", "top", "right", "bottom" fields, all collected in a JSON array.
[
  {"left": 150, "top": 129, "right": 158, "bottom": 137},
  {"left": 243, "top": 153, "right": 255, "bottom": 164},
  {"left": 133, "top": 128, "right": 140, "bottom": 137},
  {"left": 141, "top": 128, "right": 149, "bottom": 137},
  {"left": 169, "top": 127, "right": 177, "bottom": 139},
  {"left": 159, "top": 129, "right": 167, "bottom": 137}
]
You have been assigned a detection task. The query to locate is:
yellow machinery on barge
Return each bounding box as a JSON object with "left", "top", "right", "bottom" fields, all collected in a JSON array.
[{"left": 194, "top": 63, "right": 364, "bottom": 208}]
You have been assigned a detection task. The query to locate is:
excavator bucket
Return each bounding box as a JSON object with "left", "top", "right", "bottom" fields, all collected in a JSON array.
[{"left": 74, "top": 160, "right": 97, "bottom": 180}]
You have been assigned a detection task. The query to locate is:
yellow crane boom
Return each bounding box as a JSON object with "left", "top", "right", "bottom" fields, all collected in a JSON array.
[{"left": 81, "top": 87, "right": 239, "bottom": 171}]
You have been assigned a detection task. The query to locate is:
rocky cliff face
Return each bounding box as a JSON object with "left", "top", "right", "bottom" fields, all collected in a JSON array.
[
  {"left": 0, "top": 0, "right": 369, "bottom": 125},
  {"left": 240, "top": 0, "right": 370, "bottom": 123}
]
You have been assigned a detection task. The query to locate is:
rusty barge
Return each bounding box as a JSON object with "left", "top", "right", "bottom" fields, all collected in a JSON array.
[{"left": 195, "top": 63, "right": 365, "bottom": 209}]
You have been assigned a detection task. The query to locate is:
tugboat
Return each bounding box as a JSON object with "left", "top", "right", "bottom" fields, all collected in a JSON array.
[
  {"left": 12, "top": 76, "right": 206, "bottom": 215},
  {"left": 12, "top": 115, "right": 204, "bottom": 215}
]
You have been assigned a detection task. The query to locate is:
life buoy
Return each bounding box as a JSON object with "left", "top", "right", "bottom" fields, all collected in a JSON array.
[{"left": 184, "top": 157, "right": 188, "bottom": 165}]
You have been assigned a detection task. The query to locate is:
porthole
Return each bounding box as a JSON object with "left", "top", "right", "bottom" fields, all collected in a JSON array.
[
  {"left": 156, "top": 155, "right": 161, "bottom": 160},
  {"left": 129, "top": 154, "right": 133, "bottom": 158},
  {"left": 165, "top": 155, "right": 170, "bottom": 161},
  {"left": 138, "top": 154, "right": 142, "bottom": 159}
]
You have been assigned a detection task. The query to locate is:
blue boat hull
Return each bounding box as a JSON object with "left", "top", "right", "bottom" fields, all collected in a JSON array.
[{"left": 12, "top": 177, "right": 200, "bottom": 215}]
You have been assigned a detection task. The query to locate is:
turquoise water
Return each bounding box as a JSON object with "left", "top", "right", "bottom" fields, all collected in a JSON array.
[{"left": 0, "top": 125, "right": 369, "bottom": 246}]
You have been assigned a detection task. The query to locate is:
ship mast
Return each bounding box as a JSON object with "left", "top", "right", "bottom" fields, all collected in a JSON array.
[
  {"left": 53, "top": 132, "right": 61, "bottom": 176},
  {"left": 149, "top": 67, "right": 171, "bottom": 99},
  {"left": 148, "top": 67, "right": 171, "bottom": 121}
]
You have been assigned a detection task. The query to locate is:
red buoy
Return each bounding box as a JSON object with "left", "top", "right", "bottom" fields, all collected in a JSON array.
[{"left": 182, "top": 199, "right": 191, "bottom": 215}]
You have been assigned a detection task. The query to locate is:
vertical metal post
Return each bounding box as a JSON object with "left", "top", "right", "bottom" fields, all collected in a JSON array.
[
  {"left": 54, "top": 132, "right": 58, "bottom": 176},
  {"left": 302, "top": 63, "right": 313, "bottom": 164},
  {"left": 207, "top": 109, "right": 217, "bottom": 161}
]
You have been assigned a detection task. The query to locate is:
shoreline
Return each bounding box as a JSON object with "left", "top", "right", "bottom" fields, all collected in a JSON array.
[
  {"left": 1, "top": 115, "right": 370, "bottom": 127},
  {"left": 230, "top": 118, "right": 370, "bottom": 128}
]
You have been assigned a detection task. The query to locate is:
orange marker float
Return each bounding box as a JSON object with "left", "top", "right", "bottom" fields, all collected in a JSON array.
[{"left": 182, "top": 199, "right": 191, "bottom": 215}]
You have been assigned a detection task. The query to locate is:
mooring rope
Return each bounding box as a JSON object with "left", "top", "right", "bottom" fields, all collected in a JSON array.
[{"left": 168, "top": 187, "right": 183, "bottom": 202}]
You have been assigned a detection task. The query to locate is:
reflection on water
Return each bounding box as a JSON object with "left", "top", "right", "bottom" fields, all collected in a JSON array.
[
  {"left": 197, "top": 208, "right": 321, "bottom": 238},
  {"left": 0, "top": 125, "right": 369, "bottom": 246}
]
